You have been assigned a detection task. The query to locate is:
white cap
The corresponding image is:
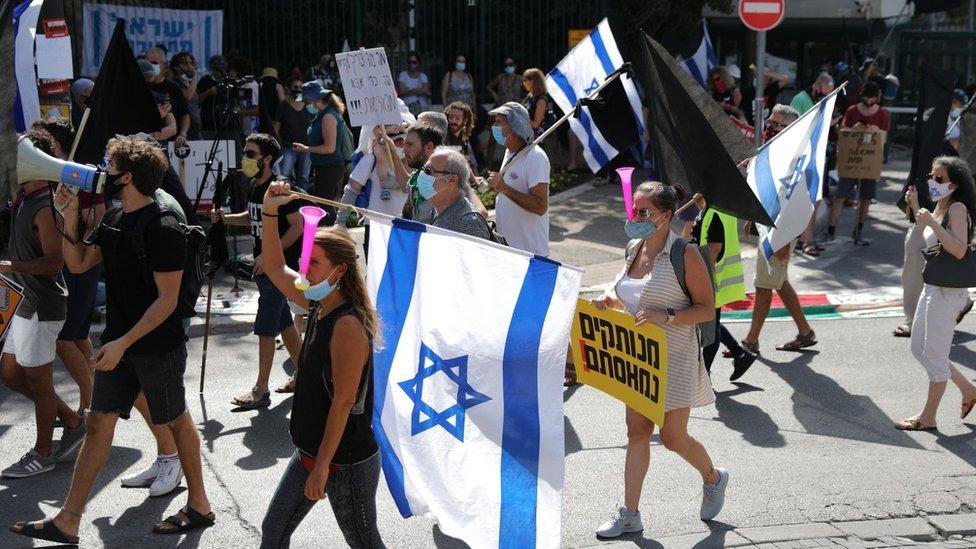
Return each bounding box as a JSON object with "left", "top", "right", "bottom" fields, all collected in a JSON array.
[{"left": 727, "top": 64, "right": 741, "bottom": 80}]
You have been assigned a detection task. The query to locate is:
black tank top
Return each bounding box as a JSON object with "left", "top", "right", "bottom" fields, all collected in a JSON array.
[{"left": 290, "top": 301, "right": 378, "bottom": 465}]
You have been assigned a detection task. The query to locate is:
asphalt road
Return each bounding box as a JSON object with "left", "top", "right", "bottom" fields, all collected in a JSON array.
[{"left": 2, "top": 161, "right": 975, "bottom": 548}]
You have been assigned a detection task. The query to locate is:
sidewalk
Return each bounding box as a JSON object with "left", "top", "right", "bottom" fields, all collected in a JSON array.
[{"left": 594, "top": 513, "right": 976, "bottom": 548}]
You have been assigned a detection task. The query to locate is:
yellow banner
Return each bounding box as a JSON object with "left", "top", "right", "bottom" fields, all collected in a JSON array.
[
  {"left": 0, "top": 274, "right": 25, "bottom": 342},
  {"left": 570, "top": 299, "right": 669, "bottom": 426}
]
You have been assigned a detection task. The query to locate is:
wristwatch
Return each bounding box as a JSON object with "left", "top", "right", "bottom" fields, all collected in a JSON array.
[{"left": 665, "top": 308, "right": 676, "bottom": 325}]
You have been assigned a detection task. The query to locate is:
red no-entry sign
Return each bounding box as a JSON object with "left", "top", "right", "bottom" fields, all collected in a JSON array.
[{"left": 738, "top": 0, "right": 786, "bottom": 32}]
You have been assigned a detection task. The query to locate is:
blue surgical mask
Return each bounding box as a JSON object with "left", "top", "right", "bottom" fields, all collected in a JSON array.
[
  {"left": 504, "top": 66, "right": 516, "bottom": 75},
  {"left": 455, "top": 61, "right": 466, "bottom": 72},
  {"left": 417, "top": 171, "right": 441, "bottom": 200},
  {"left": 624, "top": 213, "right": 667, "bottom": 240},
  {"left": 306, "top": 104, "right": 319, "bottom": 115},
  {"left": 151, "top": 63, "right": 161, "bottom": 77},
  {"left": 951, "top": 107, "right": 964, "bottom": 119},
  {"left": 491, "top": 125, "right": 506, "bottom": 145},
  {"left": 302, "top": 267, "right": 339, "bottom": 301}
]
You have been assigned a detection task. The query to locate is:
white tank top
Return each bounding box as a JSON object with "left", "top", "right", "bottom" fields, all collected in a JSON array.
[
  {"left": 616, "top": 275, "right": 646, "bottom": 315},
  {"left": 923, "top": 225, "right": 938, "bottom": 248}
]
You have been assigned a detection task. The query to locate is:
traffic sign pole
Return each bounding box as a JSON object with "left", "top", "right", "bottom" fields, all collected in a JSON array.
[{"left": 755, "top": 30, "right": 766, "bottom": 145}]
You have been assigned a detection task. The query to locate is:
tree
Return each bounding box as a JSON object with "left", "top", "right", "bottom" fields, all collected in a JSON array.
[{"left": 612, "top": 0, "right": 733, "bottom": 39}]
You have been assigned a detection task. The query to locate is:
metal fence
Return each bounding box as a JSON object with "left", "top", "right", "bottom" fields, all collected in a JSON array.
[
  {"left": 65, "top": 0, "right": 610, "bottom": 103},
  {"left": 896, "top": 31, "right": 976, "bottom": 103}
]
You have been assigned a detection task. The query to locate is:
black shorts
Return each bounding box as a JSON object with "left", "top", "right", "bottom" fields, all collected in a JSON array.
[{"left": 90, "top": 345, "right": 187, "bottom": 425}]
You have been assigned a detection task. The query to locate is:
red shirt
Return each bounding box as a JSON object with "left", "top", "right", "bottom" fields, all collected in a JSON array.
[{"left": 842, "top": 104, "right": 890, "bottom": 132}]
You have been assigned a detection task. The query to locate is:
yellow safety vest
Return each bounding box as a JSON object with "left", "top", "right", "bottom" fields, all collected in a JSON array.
[{"left": 701, "top": 210, "right": 746, "bottom": 308}]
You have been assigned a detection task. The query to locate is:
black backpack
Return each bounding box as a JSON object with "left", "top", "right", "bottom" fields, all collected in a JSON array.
[
  {"left": 625, "top": 237, "right": 717, "bottom": 348},
  {"left": 473, "top": 211, "right": 508, "bottom": 246},
  {"left": 104, "top": 203, "right": 207, "bottom": 319}
]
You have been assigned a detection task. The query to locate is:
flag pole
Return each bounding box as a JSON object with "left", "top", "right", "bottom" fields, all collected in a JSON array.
[
  {"left": 498, "top": 63, "right": 633, "bottom": 175},
  {"left": 756, "top": 82, "right": 848, "bottom": 153}
]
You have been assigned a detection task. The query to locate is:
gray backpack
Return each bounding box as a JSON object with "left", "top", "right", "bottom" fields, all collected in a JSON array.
[{"left": 625, "top": 237, "right": 717, "bottom": 348}]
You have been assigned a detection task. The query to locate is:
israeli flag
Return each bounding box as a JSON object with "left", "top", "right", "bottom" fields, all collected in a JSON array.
[
  {"left": 367, "top": 215, "right": 583, "bottom": 549},
  {"left": 13, "top": 0, "right": 44, "bottom": 133},
  {"left": 679, "top": 20, "right": 717, "bottom": 89},
  {"left": 546, "top": 18, "right": 644, "bottom": 173},
  {"left": 747, "top": 90, "right": 840, "bottom": 262}
]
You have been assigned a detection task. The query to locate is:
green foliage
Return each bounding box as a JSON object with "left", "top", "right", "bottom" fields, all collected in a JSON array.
[{"left": 611, "top": 0, "right": 734, "bottom": 38}]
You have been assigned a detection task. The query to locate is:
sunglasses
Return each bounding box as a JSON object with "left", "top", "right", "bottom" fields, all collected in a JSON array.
[
  {"left": 631, "top": 207, "right": 656, "bottom": 219},
  {"left": 243, "top": 150, "right": 261, "bottom": 159},
  {"left": 766, "top": 119, "right": 786, "bottom": 129},
  {"left": 421, "top": 166, "right": 451, "bottom": 176},
  {"left": 927, "top": 173, "right": 947, "bottom": 183}
]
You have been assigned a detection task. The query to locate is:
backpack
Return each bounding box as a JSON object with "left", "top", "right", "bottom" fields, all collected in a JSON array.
[
  {"left": 625, "top": 237, "right": 717, "bottom": 348},
  {"left": 104, "top": 202, "right": 207, "bottom": 319},
  {"left": 473, "top": 211, "right": 508, "bottom": 246}
]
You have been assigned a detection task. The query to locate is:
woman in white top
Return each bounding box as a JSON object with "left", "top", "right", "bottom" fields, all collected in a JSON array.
[
  {"left": 591, "top": 181, "right": 728, "bottom": 539},
  {"left": 397, "top": 52, "right": 430, "bottom": 116},
  {"left": 898, "top": 156, "right": 976, "bottom": 431}
]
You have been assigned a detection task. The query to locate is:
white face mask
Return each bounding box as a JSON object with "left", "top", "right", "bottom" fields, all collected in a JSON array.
[{"left": 928, "top": 179, "right": 954, "bottom": 201}]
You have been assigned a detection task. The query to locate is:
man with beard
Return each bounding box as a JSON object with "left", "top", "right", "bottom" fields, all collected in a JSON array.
[{"left": 445, "top": 101, "right": 477, "bottom": 171}]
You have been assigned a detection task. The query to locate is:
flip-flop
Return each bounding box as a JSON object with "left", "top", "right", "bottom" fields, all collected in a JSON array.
[
  {"left": 153, "top": 506, "right": 216, "bottom": 535},
  {"left": 9, "top": 518, "right": 79, "bottom": 545},
  {"left": 895, "top": 419, "right": 937, "bottom": 431},
  {"left": 962, "top": 398, "right": 976, "bottom": 420},
  {"left": 776, "top": 331, "right": 817, "bottom": 352},
  {"left": 274, "top": 377, "right": 296, "bottom": 394},
  {"left": 892, "top": 324, "right": 911, "bottom": 338}
]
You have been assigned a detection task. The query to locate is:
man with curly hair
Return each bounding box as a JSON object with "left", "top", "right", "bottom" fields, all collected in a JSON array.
[{"left": 445, "top": 101, "right": 477, "bottom": 172}]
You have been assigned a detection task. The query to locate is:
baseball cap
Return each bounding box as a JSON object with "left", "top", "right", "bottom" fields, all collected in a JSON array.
[
  {"left": 955, "top": 88, "right": 969, "bottom": 104},
  {"left": 726, "top": 64, "right": 741, "bottom": 80},
  {"left": 833, "top": 61, "right": 850, "bottom": 73},
  {"left": 488, "top": 102, "right": 534, "bottom": 142},
  {"left": 70, "top": 78, "right": 94, "bottom": 97}
]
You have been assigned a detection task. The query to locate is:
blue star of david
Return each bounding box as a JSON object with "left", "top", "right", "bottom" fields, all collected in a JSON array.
[
  {"left": 583, "top": 77, "right": 600, "bottom": 95},
  {"left": 779, "top": 154, "right": 808, "bottom": 200},
  {"left": 398, "top": 343, "right": 491, "bottom": 442}
]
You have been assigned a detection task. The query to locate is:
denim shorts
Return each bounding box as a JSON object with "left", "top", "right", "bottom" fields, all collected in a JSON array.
[
  {"left": 254, "top": 274, "right": 294, "bottom": 337},
  {"left": 90, "top": 345, "right": 187, "bottom": 425}
]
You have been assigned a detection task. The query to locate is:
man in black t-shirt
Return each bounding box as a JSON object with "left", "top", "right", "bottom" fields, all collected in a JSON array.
[
  {"left": 211, "top": 133, "right": 304, "bottom": 408},
  {"left": 138, "top": 58, "right": 190, "bottom": 148},
  {"left": 12, "top": 137, "right": 214, "bottom": 544},
  {"left": 197, "top": 55, "right": 228, "bottom": 137}
]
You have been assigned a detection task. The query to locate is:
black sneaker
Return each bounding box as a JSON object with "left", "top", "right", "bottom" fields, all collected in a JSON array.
[
  {"left": 730, "top": 351, "right": 757, "bottom": 382},
  {"left": 853, "top": 230, "right": 870, "bottom": 246}
]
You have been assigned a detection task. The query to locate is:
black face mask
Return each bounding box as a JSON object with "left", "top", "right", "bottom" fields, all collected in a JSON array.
[{"left": 103, "top": 172, "right": 126, "bottom": 201}]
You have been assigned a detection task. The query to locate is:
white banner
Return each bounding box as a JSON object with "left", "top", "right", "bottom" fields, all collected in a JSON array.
[
  {"left": 82, "top": 3, "right": 223, "bottom": 77},
  {"left": 167, "top": 139, "right": 237, "bottom": 208},
  {"left": 335, "top": 47, "right": 401, "bottom": 128}
]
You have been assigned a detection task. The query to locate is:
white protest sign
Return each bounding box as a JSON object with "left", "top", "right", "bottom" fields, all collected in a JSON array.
[
  {"left": 167, "top": 139, "right": 237, "bottom": 209},
  {"left": 334, "top": 47, "right": 401, "bottom": 128}
]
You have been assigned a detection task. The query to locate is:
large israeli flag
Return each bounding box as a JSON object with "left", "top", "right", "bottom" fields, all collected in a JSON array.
[
  {"left": 546, "top": 18, "right": 644, "bottom": 173},
  {"left": 12, "top": 0, "right": 44, "bottom": 133},
  {"left": 747, "top": 90, "right": 840, "bottom": 262},
  {"left": 679, "top": 20, "right": 717, "bottom": 89},
  {"left": 367, "top": 215, "right": 582, "bottom": 549}
]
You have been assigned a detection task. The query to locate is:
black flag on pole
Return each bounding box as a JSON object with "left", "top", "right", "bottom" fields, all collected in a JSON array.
[
  {"left": 634, "top": 34, "right": 772, "bottom": 226},
  {"left": 576, "top": 78, "right": 641, "bottom": 155},
  {"left": 74, "top": 19, "right": 161, "bottom": 164},
  {"left": 898, "top": 63, "right": 955, "bottom": 217}
]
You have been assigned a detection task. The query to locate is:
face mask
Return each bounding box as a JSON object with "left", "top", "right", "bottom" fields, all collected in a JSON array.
[
  {"left": 242, "top": 157, "right": 261, "bottom": 178},
  {"left": 951, "top": 107, "right": 963, "bottom": 118},
  {"left": 180, "top": 73, "right": 192, "bottom": 82},
  {"left": 455, "top": 61, "right": 466, "bottom": 72},
  {"left": 491, "top": 125, "right": 506, "bottom": 145},
  {"left": 103, "top": 172, "right": 126, "bottom": 200},
  {"left": 151, "top": 63, "right": 161, "bottom": 77},
  {"left": 712, "top": 78, "right": 727, "bottom": 94},
  {"left": 624, "top": 213, "right": 666, "bottom": 240},
  {"left": 416, "top": 171, "right": 443, "bottom": 200},
  {"left": 303, "top": 266, "right": 339, "bottom": 301},
  {"left": 762, "top": 126, "right": 779, "bottom": 143},
  {"left": 928, "top": 179, "right": 954, "bottom": 200},
  {"left": 504, "top": 66, "right": 515, "bottom": 75},
  {"left": 306, "top": 104, "right": 319, "bottom": 115},
  {"left": 408, "top": 61, "right": 419, "bottom": 70}
]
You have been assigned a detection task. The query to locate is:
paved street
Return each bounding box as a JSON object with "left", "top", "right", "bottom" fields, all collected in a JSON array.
[{"left": 2, "top": 161, "right": 976, "bottom": 547}]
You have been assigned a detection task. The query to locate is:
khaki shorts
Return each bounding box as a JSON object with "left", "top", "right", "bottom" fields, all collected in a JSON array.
[{"left": 754, "top": 243, "right": 794, "bottom": 290}]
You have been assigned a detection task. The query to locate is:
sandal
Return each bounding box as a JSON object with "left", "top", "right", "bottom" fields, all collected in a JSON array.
[
  {"left": 802, "top": 244, "right": 821, "bottom": 257},
  {"left": 740, "top": 339, "right": 760, "bottom": 356},
  {"left": 232, "top": 386, "right": 271, "bottom": 409},
  {"left": 962, "top": 398, "right": 976, "bottom": 420},
  {"left": 895, "top": 419, "right": 937, "bottom": 431},
  {"left": 9, "top": 518, "right": 79, "bottom": 545},
  {"left": 892, "top": 324, "right": 911, "bottom": 338},
  {"left": 776, "top": 331, "right": 817, "bottom": 352},
  {"left": 275, "top": 376, "right": 296, "bottom": 394},
  {"left": 153, "top": 506, "right": 216, "bottom": 535}
]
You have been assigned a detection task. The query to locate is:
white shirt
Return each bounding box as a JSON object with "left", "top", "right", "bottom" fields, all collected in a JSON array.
[
  {"left": 495, "top": 145, "right": 551, "bottom": 256},
  {"left": 349, "top": 152, "right": 408, "bottom": 218},
  {"left": 615, "top": 275, "right": 645, "bottom": 315},
  {"left": 397, "top": 71, "right": 429, "bottom": 107}
]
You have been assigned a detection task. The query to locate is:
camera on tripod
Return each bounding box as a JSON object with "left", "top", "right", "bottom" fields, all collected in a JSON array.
[{"left": 215, "top": 75, "right": 255, "bottom": 105}]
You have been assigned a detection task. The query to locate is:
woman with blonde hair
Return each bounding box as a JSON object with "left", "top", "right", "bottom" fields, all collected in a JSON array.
[
  {"left": 257, "top": 182, "right": 384, "bottom": 548},
  {"left": 522, "top": 68, "right": 555, "bottom": 137}
]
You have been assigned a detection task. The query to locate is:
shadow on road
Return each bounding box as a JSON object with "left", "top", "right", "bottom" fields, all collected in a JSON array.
[
  {"left": 92, "top": 485, "right": 203, "bottom": 549},
  {"left": 934, "top": 424, "right": 976, "bottom": 468},
  {"left": 764, "top": 353, "right": 925, "bottom": 450},
  {"left": 608, "top": 520, "right": 736, "bottom": 547},
  {"left": 197, "top": 396, "right": 294, "bottom": 471},
  {"left": 714, "top": 382, "right": 786, "bottom": 448}
]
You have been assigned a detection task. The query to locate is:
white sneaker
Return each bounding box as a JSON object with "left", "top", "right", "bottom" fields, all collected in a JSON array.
[
  {"left": 595, "top": 506, "right": 643, "bottom": 538},
  {"left": 121, "top": 457, "right": 161, "bottom": 488},
  {"left": 149, "top": 456, "right": 183, "bottom": 497},
  {"left": 700, "top": 467, "right": 729, "bottom": 521}
]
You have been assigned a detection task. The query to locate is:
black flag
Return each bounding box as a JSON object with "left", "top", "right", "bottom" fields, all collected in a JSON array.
[
  {"left": 73, "top": 19, "right": 161, "bottom": 164},
  {"left": 576, "top": 78, "right": 641, "bottom": 155},
  {"left": 898, "top": 63, "right": 955, "bottom": 217},
  {"left": 633, "top": 35, "right": 771, "bottom": 226}
]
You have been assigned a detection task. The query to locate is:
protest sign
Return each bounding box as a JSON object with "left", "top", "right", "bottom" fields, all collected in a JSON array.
[
  {"left": 570, "top": 299, "right": 669, "bottom": 426},
  {"left": 334, "top": 47, "right": 401, "bottom": 128},
  {"left": 167, "top": 139, "right": 237, "bottom": 211},
  {"left": 0, "top": 275, "right": 25, "bottom": 342},
  {"left": 838, "top": 129, "right": 885, "bottom": 179},
  {"left": 82, "top": 4, "right": 223, "bottom": 76}
]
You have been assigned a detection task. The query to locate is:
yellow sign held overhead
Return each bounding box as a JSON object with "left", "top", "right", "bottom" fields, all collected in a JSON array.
[{"left": 570, "top": 299, "right": 669, "bottom": 426}]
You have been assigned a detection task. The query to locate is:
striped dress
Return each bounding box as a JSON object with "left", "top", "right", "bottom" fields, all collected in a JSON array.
[{"left": 607, "top": 230, "right": 715, "bottom": 412}]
